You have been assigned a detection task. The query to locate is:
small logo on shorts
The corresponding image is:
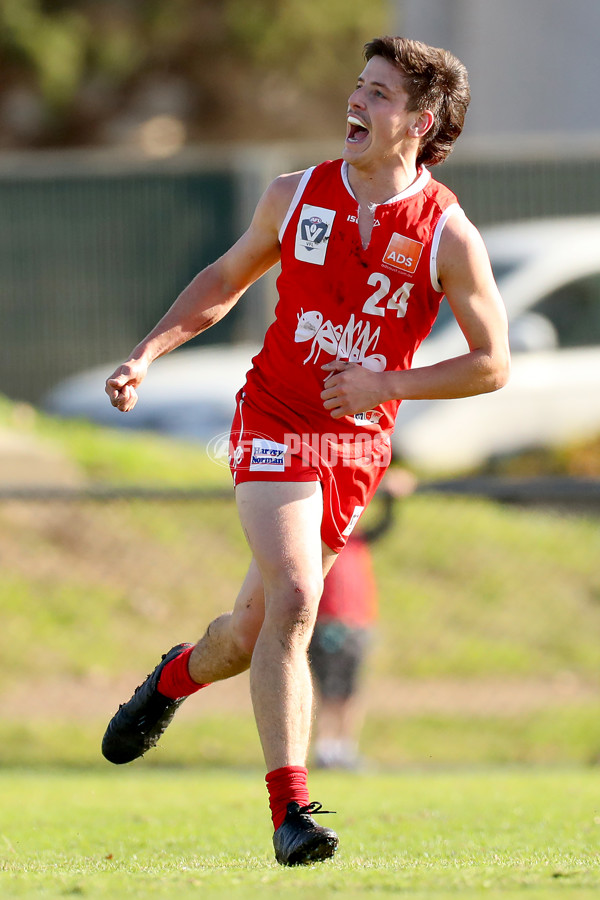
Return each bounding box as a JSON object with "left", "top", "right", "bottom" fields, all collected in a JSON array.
[
  {"left": 342, "top": 505, "right": 364, "bottom": 537},
  {"left": 206, "top": 432, "right": 232, "bottom": 468},
  {"left": 249, "top": 438, "right": 288, "bottom": 471},
  {"left": 354, "top": 410, "right": 383, "bottom": 426},
  {"left": 206, "top": 430, "right": 274, "bottom": 469}
]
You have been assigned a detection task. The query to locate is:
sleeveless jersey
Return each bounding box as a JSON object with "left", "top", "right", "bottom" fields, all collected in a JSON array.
[
  {"left": 318, "top": 534, "right": 378, "bottom": 628},
  {"left": 242, "top": 158, "right": 462, "bottom": 443}
]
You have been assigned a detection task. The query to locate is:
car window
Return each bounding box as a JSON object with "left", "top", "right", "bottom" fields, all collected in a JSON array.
[
  {"left": 429, "top": 297, "right": 454, "bottom": 336},
  {"left": 490, "top": 260, "right": 521, "bottom": 283},
  {"left": 528, "top": 273, "right": 600, "bottom": 348},
  {"left": 429, "top": 260, "right": 519, "bottom": 339}
]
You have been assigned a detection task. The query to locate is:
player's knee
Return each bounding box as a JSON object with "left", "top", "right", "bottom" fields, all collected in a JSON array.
[{"left": 266, "top": 576, "right": 323, "bottom": 642}]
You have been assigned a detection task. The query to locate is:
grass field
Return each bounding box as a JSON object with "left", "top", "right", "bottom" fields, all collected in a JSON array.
[
  {"left": 3, "top": 399, "right": 600, "bottom": 897},
  {"left": 2, "top": 767, "right": 600, "bottom": 899}
]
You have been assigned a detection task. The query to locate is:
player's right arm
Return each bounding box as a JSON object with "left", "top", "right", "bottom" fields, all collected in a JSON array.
[{"left": 106, "top": 172, "right": 303, "bottom": 411}]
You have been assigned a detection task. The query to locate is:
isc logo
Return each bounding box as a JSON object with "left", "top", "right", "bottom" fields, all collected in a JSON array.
[{"left": 382, "top": 233, "right": 423, "bottom": 274}]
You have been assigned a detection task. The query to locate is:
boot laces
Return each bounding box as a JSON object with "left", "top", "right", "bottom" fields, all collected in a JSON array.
[{"left": 299, "top": 801, "right": 336, "bottom": 816}]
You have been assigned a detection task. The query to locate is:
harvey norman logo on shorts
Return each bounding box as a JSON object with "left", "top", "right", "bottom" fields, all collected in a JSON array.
[
  {"left": 382, "top": 232, "right": 423, "bottom": 275},
  {"left": 249, "top": 438, "right": 289, "bottom": 472},
  {"left": 295, "top": 204, "right": 336, "bottom": 266}
]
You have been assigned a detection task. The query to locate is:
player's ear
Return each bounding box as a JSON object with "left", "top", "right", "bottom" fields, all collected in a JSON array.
[{"left": 409, "top": 110, "right": 434, "bottom": 138}]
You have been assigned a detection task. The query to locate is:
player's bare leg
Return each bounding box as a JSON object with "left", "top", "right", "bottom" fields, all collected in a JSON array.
[
  {"left": 234, "top": 481, "right": 334, "bottom": 768},
  {"left": 102, "top": 479, "right": 339, "bottom": 862},
  {"left": 186, "top": 558, "right": 267, "bottom": 682},
  {"left": 235, "top": 480, "right": 339, "bottom": 863},
  {"left": 102, "top": 545, "right": 333, "bottom": 765},
  {"left": 101, "top": 559, "right": 267, "bottom": 765}
]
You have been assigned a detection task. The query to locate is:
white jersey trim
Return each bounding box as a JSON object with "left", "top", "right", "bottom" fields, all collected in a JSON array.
[
  {"left": 341, "top": 161, "right": 431, "bottom": 204},
  {"left": 232, "top": 392, "right": 246, "bottom": 487},
  {"left": 278, "top": 167, "right": 316, "bottom": 244},
  {"left": 429, "top": 203, "right": 465, "bottom": 292}
]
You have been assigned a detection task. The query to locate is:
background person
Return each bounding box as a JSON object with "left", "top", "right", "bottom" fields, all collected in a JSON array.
[{"left": 310, "top": 468, "right": 416, "bottom": 770}]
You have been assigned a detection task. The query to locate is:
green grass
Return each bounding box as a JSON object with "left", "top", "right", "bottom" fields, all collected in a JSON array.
[
  {"left": 2, "top": 396, "right": 600, "bottom": 765},
  {"left": 2, "top": 767, "right": 600, "bottom": 898},
  {"left": 3, "top": 704, "right": 600, "bottom": 771},
  {"left": 372, "top": 495, "right": 600, "bottom": 679},
  {"left": 2, "top": 485, "right": 600, "bottom": 689},
  {"left": 0, "top": 395, "right": 230, "bottom": 487},
  {"left": 3, "top": 401, "right": 600, "bottom": 895}
]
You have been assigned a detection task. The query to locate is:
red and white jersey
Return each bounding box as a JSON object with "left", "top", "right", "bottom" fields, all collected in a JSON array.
[
  {"left": 318, "top": 534, "right": 378, "bottom": 628},
  {"left": 242, "top": 158, "right": 462, "bottom": 439}
]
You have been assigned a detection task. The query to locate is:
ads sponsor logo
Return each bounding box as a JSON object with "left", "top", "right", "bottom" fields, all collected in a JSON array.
[
  {"left": 249, "top": 438, "right": 288, "bottom": 472},
  {"left": 295, "top": 204, "right": 336, "bottom": 266},
  {"left": 382, "top": 232, "right": 423, "bottom": 274}
]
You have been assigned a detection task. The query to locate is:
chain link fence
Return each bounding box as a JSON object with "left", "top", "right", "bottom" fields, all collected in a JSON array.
[{"left": 3, "top": 143, "right": 600, "bottom": 405}]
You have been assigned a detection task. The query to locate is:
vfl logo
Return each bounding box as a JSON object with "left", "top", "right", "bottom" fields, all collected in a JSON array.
[
  {"left": 301, "top": 216, "right": 328, "bottom": 247},
  {"left": 382, "top": 232, "right": 423, "bottom": 275},
  {"left": 295, "top": 204, "right": 336, "bottom": 266}
]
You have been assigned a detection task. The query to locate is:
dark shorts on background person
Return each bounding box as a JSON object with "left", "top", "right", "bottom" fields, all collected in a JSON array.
[{"left": 309, "top": 621, "right": 371, "bottom": 700}]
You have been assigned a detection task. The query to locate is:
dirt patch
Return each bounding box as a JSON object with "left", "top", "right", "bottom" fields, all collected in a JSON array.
[
  {"left": 364, "top": 673, "right": 599, "bottom": 717},
  {"left": 0, "top": 670, "right": 252, "bottom": 721},
  {"left": 1, "top": 671, "right": 597, "bottom": 722},
  {"left": 0, "top": 427, "right": 83, "bottom": 487}
]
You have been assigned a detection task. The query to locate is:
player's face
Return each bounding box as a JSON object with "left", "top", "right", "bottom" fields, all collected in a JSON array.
[{"left": 343, "top": 56, "right": 419, "bottom": 169}]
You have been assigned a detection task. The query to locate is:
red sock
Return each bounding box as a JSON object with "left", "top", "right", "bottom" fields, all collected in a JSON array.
[
  {"left": 266, "top": 765, "right": 310, "bottom": 831},
  {"left": 157, "top": 646, "right": 211, "bottom": 700}
]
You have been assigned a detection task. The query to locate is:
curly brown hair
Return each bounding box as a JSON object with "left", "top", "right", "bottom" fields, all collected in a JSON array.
[{"left": 364, "top": 36, "right": 471, "bottom": 167}]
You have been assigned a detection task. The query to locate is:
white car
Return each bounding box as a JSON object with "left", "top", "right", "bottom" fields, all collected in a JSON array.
[
  {"left": 43, "top": 216, "right": 600, "bottom": 473},
  {"left": 395, "top": 215, "right": 600, "bottom": 471}
]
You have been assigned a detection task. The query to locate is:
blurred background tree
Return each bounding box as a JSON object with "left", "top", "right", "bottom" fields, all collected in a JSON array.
[{"left": 0, "top": 0, "right": 387, "bottom": 149}]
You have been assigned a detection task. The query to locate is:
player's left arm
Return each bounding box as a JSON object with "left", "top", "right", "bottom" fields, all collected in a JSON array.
[{"left": 321, "top": 214, "right": 510, "bottom": 417}]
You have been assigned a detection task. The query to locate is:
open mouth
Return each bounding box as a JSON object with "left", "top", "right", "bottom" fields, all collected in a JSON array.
[{"left": 346, "top": 115, "right": 370, "bottom": 144}]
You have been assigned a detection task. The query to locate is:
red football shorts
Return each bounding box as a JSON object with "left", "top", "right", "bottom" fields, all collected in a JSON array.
[{"left": 228, "top": 392, "right": 391, "bottom": 553}]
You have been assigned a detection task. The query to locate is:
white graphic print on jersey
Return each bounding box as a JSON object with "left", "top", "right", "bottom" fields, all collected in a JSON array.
[{"left": 294, "top": 310, "right": 387, "bottom": 371}]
